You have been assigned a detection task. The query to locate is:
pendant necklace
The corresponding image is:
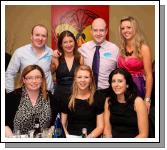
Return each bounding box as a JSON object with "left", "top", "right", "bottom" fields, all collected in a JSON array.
[{"left": 125, "top": 49, "right": 133, "bottom": 56}]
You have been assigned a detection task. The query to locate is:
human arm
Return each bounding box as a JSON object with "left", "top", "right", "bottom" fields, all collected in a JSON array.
[
  {"left": 50, "top": 56, "right": 59, "bottom": 74},
  {"left": 61, "top": 112, "right": 69, "bottom": 136},
  {"left": 87, "top": 113, "right": 104, "bottom": 138},
  {"left": 103, "top": 98, "right": 112, "bottom": 138},
  {"left": 134, "top": 97, "right": 149, "bottom": 138},
  {"left": 79, "top": 55, "right": 84, "bottom": 65},
  {"left": 5, "top": 89, "right": 21, "bottom": 135},
  {"left": 141, "top": 44, "right": 153, "bottom": 112},
  {"left": 5, "top": 51, "right": 21, "bottom": 93},
  {"left": 5, "top": 126, "right": 13, "bottom": 137}
]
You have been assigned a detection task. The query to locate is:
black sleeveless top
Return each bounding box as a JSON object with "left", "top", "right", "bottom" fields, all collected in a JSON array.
[
  {"left": 56, "top": 58, "right": 80, "bottom": 86},
  {"left": 109, "top": 100, "right": 139, "bottom": 138},
  {"left": 62, "top": 91, "right": 105, "bottom": 136}
]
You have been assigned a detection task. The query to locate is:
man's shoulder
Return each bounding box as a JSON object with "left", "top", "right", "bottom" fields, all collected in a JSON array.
[
  {"left": 78, "top": 41, "right": 94, "bottom": 52},
  {"left": 103, "top": 41, "right": 119, "bottom": 54},
  {"left": 78, "top": 41, "right": 92, "bottom": 54},
  {"left": 45, "top": 45, "right": 53, "bottom": 54},
  {"left": 104, "top": 40, "right": 119, "bottom": 48},
  {"left": 81, "top": 41, "right": 94, "bottom": 47},
  {"left": 45, "top": 45, "right": 53, "bottom": 51},
  {"left": 15, "top": 44, "right": 31, "bottom": 52}
]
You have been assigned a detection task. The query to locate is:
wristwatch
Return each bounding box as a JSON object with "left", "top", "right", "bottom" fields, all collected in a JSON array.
[{"left": 145, "top": 97, "right": 151, "bottom": 103}]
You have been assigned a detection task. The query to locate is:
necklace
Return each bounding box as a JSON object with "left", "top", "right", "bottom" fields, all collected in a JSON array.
[{"left": 125, "top": 50, "right": 133, "bottom": 56}]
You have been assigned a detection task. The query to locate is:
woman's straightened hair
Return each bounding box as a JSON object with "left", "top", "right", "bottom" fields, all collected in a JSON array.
[
  {"left": 57, "top": 30, "right": 81, "bottom": 63},
  {"left": 119, "top": 16, "right": 147, "bottom": 58},
  {"left": 20, "top": 64, "right": 48, "bottom": 100},
  {"left": 108, "top": 68, "right": 138, "bottom": 105},
  {"left": 68, "top": 65, "right": 96, "bottom": 110}
]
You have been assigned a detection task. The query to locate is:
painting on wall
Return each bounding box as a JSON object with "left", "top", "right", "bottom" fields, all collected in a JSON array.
[{"left": 51, "top": 5, "right": 109, "bottom": 49}]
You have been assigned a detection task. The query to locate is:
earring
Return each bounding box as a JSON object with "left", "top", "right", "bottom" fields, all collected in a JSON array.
[{"left": 126, "top": 85, "right": 129, "bottom": 88}]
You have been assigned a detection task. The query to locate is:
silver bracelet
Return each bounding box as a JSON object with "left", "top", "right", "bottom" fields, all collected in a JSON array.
[{"left": 145, "top": 97, "right": 151, "bottom": 103}]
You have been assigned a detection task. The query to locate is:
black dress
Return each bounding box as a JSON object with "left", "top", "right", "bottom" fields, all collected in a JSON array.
[
  {"left": 54, "top": 58, "right": 80, "bottom": 112},
  {"left": 109, "top": 100, "right": 139, "bottom": 138},
  {"left": 62, "top": 91, "right": 105, "bottom": 136}
]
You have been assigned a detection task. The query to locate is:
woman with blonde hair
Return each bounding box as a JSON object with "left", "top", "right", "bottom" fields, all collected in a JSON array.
[
  {"left": 5, "top": 65, "right": 57, "bottom": 137},
  {"left": 117, "top": 16, "right": 153, "bottom": 111},
  {"left": 61, "top": 65, "right": 105, "bottom": 137}
]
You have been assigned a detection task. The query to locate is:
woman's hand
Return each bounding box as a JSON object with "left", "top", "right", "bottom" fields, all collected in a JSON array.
[
  {"left": 144, "top": 101, "right": 151, "bottom": 113},
  {"left": 5, "top": 126, "right": 13, "bottom": 137}
]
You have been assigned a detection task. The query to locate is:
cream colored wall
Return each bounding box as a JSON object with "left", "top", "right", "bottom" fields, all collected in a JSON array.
[
  {"left": 5, "top": 5, "right": 155, "bottom": 60},
  {"left": 109, "top": 5, "right": 155, "bottom": 60},
  {"left": 5, "top": 5, "right": 51, "bottom": 54},
  {"left": 5, "top": 5, "right": 51, "bottom": 87}
]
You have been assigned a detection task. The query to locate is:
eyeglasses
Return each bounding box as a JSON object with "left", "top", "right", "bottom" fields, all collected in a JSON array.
[{"left": 24, "top": 76, "right": 42, "bottom": 82}]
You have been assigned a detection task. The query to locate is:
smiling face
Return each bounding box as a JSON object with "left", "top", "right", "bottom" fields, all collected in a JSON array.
[
  {"left": 91, "top": 18, "right": 108, "bottom": 45},
  {"left": 62, "top": 36, "right": 75, "bottom": 54},
  {"left": 111, "top": 73, "right": 127, "bottom": 96},
  {"left": 75, "top": 70, "right": 92, "bottom": 91},
  {"left": 31, "top": 25, "right": 48, "bottom": 49},
  {"left": 120, "top": 20, "right": 135, "bottom": 41},
  {"left": 23, "top": 69, "right": 42, "bottom": 92}
]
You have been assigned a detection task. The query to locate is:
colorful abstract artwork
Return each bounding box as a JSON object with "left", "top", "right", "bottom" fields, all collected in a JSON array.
[{"left": 51, "top": 5, "right": 109, "bottom": 49}]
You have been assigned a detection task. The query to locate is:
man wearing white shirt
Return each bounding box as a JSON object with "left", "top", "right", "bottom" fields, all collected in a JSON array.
[
  {"left": 5, "top": 24, "right": 54, "bottom": 93},
  {"left": 78, "top": 18, "right": 119, "bottom": 97}
]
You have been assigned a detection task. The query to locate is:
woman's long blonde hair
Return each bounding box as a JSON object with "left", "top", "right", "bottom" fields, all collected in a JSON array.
[
  {"left": 68, "top": 65, "right": 96, "bottom": 110},
  {"left": 20, "top": 65, "right": 48, "bottom": 100},
  {"left": 119, "top": 16, "right": 147, "bottom": 58}
]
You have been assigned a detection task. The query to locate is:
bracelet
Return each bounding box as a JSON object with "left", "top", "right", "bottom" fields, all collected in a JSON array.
[{"left": 144, "top": 97, "right": 151, "bottom": 103}]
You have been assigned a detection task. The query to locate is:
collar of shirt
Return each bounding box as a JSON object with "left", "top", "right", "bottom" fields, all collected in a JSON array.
[
  {"left": 30, "top": 44, "right": 52, "bottom": 57},
  {"left": 91, "top": 40, "right": 107, "bottom": 49}
]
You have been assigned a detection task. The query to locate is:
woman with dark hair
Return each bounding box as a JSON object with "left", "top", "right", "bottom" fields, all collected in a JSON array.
[
  {"left": 5, "top": 65, "right": 57, "bottom": 137},
  {"left": 51, "top": 30, "right": 83, "bottom": 113},
  {"left": 103, "top": 68, "right": 148, "bottom": 138}
]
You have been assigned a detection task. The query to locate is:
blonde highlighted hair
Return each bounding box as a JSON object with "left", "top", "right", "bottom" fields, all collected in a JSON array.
[
  {"left": 68, "top": 65, "right": 96, "bottom": 110},
  {"left": 119, "top": 16, "right": 147, "bottom": 58},
  {"left": 20, "top": 65, "right": 48, "bottom": 100}
]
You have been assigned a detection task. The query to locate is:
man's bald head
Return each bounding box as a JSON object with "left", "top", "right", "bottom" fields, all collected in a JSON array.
[
  {"left": 91, "top": 18, "right": 107, "bottom": 29},
  {"left": 91, "top": 18, "right": 108, "bottom": 45}
]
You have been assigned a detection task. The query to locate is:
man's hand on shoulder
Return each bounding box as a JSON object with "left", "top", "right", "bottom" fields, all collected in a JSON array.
[{"left": 53, "top": 49, "right": 62, "bottom": 58}]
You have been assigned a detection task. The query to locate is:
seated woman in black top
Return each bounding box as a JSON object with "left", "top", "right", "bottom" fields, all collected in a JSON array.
[
  {"left": 61, "top": 65, "right": 104, "bottom": 138},
  {"left": 103, "top": 68, "right": 148, "bottom": 138},
  {"left": 5, "top": 65, "right": 57, "bottom": 137}
]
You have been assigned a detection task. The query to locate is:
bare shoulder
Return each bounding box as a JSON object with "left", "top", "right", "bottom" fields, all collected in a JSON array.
[
  {"left": 79, "top": 55, "right": 84, "bottom": 65},
  {"left": 104, "top": 97, "right": 110, "bottom": 108},
  {"left": 51, "top": 56, "right": 59, "bottom": 70},
  {"left": 134, "top": 96, "right": 146, "bottom": 111},
  {"left": 140, "top": 44, "right": 151, "bottom": 53},
  {"left": 106, "top": 97, "right": 110, "bottom": 103},
  {"left": 51, "top": 56, "right": 58, "bottom": 63},
  {"left": 134, "top": 96, "right": 144, "bottom": 105}
]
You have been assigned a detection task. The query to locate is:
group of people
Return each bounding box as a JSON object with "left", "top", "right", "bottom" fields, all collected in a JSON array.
[{"left": 5, "top": 16, "right": 154, "bottom": 138}]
